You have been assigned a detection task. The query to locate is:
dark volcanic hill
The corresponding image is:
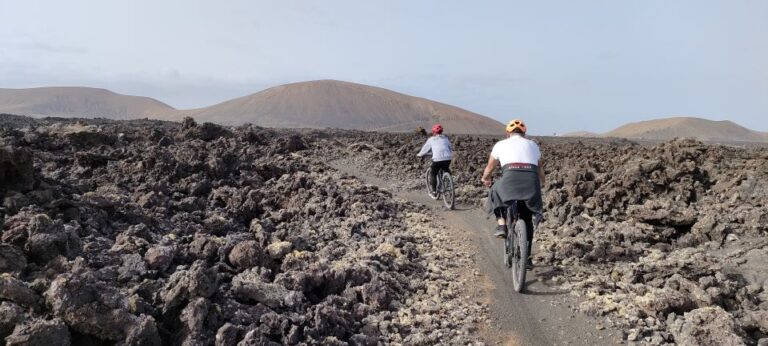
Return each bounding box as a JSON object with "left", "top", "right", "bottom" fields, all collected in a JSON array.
[
  {"left": 0, "top": 87, "right": 176, "bottom": 120},
  {"left": 182, "top": 80, "right": 503, "bottom": 134}
]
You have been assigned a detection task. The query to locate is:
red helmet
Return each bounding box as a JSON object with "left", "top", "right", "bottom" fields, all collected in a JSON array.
[{"left": 431, "top": 124, "right": 443, "bottom": 134}]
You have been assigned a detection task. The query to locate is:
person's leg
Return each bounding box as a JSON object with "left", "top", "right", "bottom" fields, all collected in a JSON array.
[
  {"left": 487, "top": 183, "right": 507, "bottom": 238},
  {"left": 439, "top": 160, "right": 452, "bottom": 190},
  {"left": 433, "top": 160, "right": 451, "bottom": 191},
  {"left": 436, "top": 160, "right": 451, "bottom": 175},
  {"left": 493, "top": 207, "right": 506, "bottom": 226},
  {"left": 493, "top": 207, "right": 507, "bottom": 238},
  {"left": 429, "top": 161, "right": 439, "bottom": 193}
]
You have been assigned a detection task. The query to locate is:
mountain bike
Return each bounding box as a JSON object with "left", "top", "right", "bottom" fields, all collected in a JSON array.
[
  {"left": 503, "top": 201, "right": 530, "bottom": 293},
  {"left": 425, "top": 165, "right": 455, "bottom": 209}
]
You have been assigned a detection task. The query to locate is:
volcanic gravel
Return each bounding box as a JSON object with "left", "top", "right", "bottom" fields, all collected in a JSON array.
[
  {"left": 331, "top": 132, "right": 768, "bottom": 345},
  {"left": 0, "top": 116, "right": 487, "bottom": 345}
]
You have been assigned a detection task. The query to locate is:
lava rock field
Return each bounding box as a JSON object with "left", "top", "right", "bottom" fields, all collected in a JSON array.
[
  {"left": 0, "top": 116, "right": 484, "bottom": 345},
  {"left": 336, "top": 131, "right": 768, "bottom": 345}
]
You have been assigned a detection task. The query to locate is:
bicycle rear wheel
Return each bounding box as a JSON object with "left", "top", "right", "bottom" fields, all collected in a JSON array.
[
  {"left": 441, "top": 172, "right": 455, "bottom": 209},
  {"left": 509, "top": 219, "right": 528, "bottom": 293}
]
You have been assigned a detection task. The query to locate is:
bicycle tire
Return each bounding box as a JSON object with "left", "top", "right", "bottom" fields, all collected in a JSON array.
[
  {"left": 441, "top": 172, "right": 455, "bottom": 209},
  {"left": 510, "top": 218, "right": 528, "bottom": 293}
]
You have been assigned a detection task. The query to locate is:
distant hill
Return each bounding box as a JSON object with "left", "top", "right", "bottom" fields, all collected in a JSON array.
[
  {"left": 0, "top": 87, "right": 176, "bottom": 120},
  {"left": 560, "top": 131, "right": 599, "bottom": 137},
  {"left": 0, "top": 81, "right": 503, "bottom": 134},
  {"left": 182, "top": 80, "right": 503, "bottom": 134},
  {"left": 604, "top": 117, "right": 768, "bottom": 143}
]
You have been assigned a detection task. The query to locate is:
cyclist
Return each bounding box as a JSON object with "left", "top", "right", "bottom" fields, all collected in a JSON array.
[
  {"left": 481, "top": 119, "right": 544, "bottom": 267},
  {"left": 417, "top": 123, "right": 453, "bottom": 198}
]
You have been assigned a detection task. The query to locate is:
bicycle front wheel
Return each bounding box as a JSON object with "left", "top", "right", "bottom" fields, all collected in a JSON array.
[
  {"left": 510, "top": 218, "right": 528, "bottom": 293},
  {"left": 441, "top": 172, "right": 455, "bottom": 209}
]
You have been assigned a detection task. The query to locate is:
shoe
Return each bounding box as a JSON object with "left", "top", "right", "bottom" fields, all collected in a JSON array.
[
  {"left": 493, "top": 226, "right": 507, "bottom": 239},
  {"left": 525, "top": 258, "right": 534, "bottom": 270}
]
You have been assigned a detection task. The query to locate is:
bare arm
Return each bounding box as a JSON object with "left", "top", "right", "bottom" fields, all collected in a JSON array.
[
  {"left": 481, "top": 154, "right": 499, "bottom": 187},
  {"left": 538, "top": 158, "right": 545, "bottom": 186}
]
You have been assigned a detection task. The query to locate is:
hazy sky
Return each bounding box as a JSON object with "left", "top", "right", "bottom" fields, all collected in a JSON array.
[{"left": 1, "top": 0, "right": 766, "bottom": 134}]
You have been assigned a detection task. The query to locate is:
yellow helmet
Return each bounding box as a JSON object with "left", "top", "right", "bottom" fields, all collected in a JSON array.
[{"left": 506, "top": 119, "right": 527, "bottom": 133}]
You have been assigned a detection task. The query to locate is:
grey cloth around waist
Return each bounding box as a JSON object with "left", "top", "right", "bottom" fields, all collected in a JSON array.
[{"left": 486, "top": 166, "right": 543, "bottom": 215}]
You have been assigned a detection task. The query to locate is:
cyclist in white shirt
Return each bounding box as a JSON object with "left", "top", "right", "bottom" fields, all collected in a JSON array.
[
  {"left": 417, "top": 124, "right": 453, "bottom": 198},
  {"left": 481, "top": 119, "right": 545, "bottom": 267}
]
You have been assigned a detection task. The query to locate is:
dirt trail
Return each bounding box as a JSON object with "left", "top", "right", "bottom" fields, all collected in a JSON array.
[{"left": 330, "top": 160, "right": 624, "bottom": 345}]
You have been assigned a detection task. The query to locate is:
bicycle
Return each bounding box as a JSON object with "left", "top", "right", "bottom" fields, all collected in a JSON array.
[
  {"left": 501, "top": 201, "right": 534, "bottom": 293},
  {"left": 424, "top": 165, "right": 455, "bottom": 210}
]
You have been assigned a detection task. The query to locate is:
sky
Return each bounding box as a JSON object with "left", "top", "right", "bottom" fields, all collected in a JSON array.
[{"left": 1, "top": 0, "right": 766, "bottom": 134}]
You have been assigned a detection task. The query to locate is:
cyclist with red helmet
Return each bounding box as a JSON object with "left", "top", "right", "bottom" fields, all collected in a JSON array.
[
  {"left": 417, "top": 124, "right": 454, "bottom": 198},
  {"left": 481, "top": 119, "right": 545, "bottom": 267}
]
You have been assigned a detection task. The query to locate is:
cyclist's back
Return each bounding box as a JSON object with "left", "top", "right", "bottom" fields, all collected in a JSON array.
[
  {"left": 419, "top": 135, "right": 452, "bottom": 161},
  {"left": 481, "top": 119, "right": 544, "bottom": 266},
  {"left": 489, "top": 134, "right": 542, "bottom": 212},
  {"left": 417, "top": 124, "right": 453, "bottom": 198}
]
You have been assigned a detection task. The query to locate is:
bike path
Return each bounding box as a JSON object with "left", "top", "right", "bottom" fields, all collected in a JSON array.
[{"left": 330, "top": 161, "right": 623, "bottom": 345}]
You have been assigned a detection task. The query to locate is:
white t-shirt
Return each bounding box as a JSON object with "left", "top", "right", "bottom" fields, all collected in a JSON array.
[{"left": 490, "top": 135, "right": 541, "bottom": 166}]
